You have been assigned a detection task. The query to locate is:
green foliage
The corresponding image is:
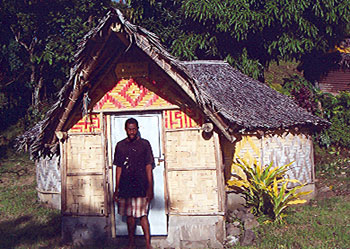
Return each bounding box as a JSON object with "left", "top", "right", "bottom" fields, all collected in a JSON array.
[
  {"left": 314, "top": 144, "right": 350, "bottom": 178},
  {"left": 271, "top": 73, "right": 350, "bottom": 150},
  {"left": 314, "top": 91, "right": 350, "bottom": 148},
  {"left": 280, "top": 74, "right": 319, "bottom": 113},
  {"left": 0, "top": 0, "right": 113, "bottom": 132},
  {"left": 127, "top": 0, "right": 350, "bottom": 80},
  {"left": 227, "top": 158, "right": 311, "bottom": 223}
]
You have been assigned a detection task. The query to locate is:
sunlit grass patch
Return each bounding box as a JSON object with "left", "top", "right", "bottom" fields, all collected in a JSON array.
[{"left": 234, "top": 196, "right": 350, "bottom": 248}]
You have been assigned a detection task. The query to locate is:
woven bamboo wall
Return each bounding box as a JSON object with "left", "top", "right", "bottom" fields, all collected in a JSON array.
[
  {"left": 68, "top": 114, "right": 101, "bottom": 133},
  {"left": 92, "top": 78, "right": 173, "bottom": 111},
  {"left": 66, "top": 135, "right": 104, "bottom": 174},
  {"left": 223, "top": 131, "right": 314, "bottom": 185},
  {"left": 262, "top": 132, "right": 314, "bottom": 184},
  {"left": 66, "top": 175, "right": 105, "bottom": 215},
  {"left": 64, "top": 134, "right": 105, "bottom": 215},
  {"left": 36, "top": 155, "right": 61, "bottom": 192},
  {"left": 166, "top": 129, "right": 216, "bottom": 170},
  {"left": 167, "top": 170, "right": 219, "bottom": 213},
  {"left": 165, "top": 129, "right": 219, "bottom": 213}
]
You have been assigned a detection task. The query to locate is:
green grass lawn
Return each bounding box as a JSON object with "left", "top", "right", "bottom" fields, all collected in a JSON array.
[
  {"left": 0, "top": 151, "right": 62, "bottom": 249},
  {"left": 1, "top": 150, "right": 350, "bottom": 248},
  {"left": 246, "top": 196, "right": 350, "bottom": 248}
]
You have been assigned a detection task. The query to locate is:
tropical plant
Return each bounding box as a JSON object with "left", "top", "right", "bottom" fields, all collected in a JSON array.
[{"left": 227, "top": 158, "right": 312, "bottom": 223}]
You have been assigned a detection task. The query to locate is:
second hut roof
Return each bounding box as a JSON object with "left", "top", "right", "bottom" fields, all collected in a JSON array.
[{"left": 183, "top": 60, "right": 326, "bottom": 130}]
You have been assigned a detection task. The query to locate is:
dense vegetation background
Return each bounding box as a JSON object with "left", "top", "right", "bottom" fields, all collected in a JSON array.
[{"left": 1, "top": 0, "right": 350, "bottom": 157}]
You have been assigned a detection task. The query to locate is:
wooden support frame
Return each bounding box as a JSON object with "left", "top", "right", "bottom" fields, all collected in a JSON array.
[
  {"left": 160, "top": 111, "right": 169, "bottom": 215},
  {"left": 60, "top": 137, "right": 67, "bottom": 213},
  {"left": 101, "top": 112, "right": 109, "bottom": 217},
  {"left": 106, "top": 115, "right": 117, "bottom": 238},
  {"left": 213, "top": 132, "right": 225, "bottom": 213}
]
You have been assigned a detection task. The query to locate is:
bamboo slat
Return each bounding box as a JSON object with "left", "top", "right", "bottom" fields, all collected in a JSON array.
[
  {"left": 213, "top": 132, "right": 225, "bottom": 212},
  {"left": 61, "top": 139, "right": 67, "bottom": 213},
  {"left": 106, "top": 115, "right": 117, "bottom": 238},
  {"left": 101, "top": 112, "right": 108, "bottom": 216}
]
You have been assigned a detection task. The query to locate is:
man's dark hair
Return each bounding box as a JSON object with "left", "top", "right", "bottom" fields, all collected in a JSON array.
[{"left": 125, "top": 118, "right": 139, "bottom": 129}]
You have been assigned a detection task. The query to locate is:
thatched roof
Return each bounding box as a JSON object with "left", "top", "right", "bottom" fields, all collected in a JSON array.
[
  {"left": 17, "top": 8, "right": 328, "bottom": 159},
  {"left": 182, "top": 61, "right": 326, "bottom": 130}
]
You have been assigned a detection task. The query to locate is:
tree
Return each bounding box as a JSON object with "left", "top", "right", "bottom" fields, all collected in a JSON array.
[
  {"left": 0, "top": 0, "right": 113, "bottom": 130},
  {"left": 126, "top": 0, "right": 350, "bottom": 81}
]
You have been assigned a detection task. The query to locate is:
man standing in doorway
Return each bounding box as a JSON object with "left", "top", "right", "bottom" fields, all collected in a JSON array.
[{"left": 113, "top": 118, "right": 154, "bottom": 249}]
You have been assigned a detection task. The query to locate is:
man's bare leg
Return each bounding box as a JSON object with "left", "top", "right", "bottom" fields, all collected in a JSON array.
[
  {"left": 140, "top": 215, "right": 152, "bottom": 249},
  {"left": 127, "top": 216, "right": 136, "bottom": 249}
]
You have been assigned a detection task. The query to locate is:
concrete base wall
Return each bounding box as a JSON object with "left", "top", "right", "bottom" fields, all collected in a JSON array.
[
  {"left": 62, "top": 216, "right": 109, "bottom": 246},
  {"left": 154, "top": 215, "right": 225, "bottom": 248},
  {"left": 37, "top": 191, "right": 61, "bottom": 210},
  {"left": 226, "top": 192, "right": 246, "bottom": 211},
  {"left": 298, "top": 183, "right": 316, "bottom": 200}
]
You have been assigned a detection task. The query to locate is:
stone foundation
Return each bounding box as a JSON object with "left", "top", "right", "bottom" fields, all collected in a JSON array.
[
  {"left": 155, "top": 215, "right": 225, "bottom": 248},
  {"left": 62, "top": 216, "right": 109, "bottom": 246},
  {"left": 37, "top": 191, "right": 61, "bottom": 210}
]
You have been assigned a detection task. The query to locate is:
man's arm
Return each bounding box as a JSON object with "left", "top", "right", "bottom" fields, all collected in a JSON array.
[
  {"left": 145, "top": 164, "right": 154, "bottom": 201},
  {"left": 113, "top": 166, "right": 122, "bottom": 201}
]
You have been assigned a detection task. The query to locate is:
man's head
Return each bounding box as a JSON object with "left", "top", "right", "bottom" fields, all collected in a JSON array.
[{"left": 125, "top": 118, "right": 139, "bottom": 140}]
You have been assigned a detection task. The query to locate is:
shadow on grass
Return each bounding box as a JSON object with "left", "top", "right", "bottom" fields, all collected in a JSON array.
[{"left": 0, "top": 213, "right": 62, "bottom": 249}]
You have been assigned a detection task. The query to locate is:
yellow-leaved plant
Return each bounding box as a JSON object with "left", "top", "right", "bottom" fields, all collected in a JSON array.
[{"left": 227, "top": 157, "right": 312, "bottom": 223}]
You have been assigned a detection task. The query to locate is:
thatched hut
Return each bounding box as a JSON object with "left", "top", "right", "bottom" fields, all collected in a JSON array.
[{"left": 17, "top": 8, "right": 327, "bottom": 248}]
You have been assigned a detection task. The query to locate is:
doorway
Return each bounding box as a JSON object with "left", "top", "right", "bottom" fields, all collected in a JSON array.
[{"left": 110, "top": 113, "right": 167, "bottom": 235}]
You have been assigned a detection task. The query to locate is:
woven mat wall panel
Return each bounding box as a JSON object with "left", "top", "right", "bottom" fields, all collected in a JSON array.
[
  {"left": 66, "top": 135, "right": 104, "bottom": 174},
  {"left": 36, "top": 155, "right": 61, "bottom": 192},
  {"left": 262, "top": 133, "right": 313, "bottom": 184},
  {"left": 66, "top": 175, "right": 105, "bottom": 215},
  {"left": 69, "top": 114, "right": 101, "bottom": 133},
  {"left": 93, "top": 78, "right": 172, "bottom": 110},
  {"left": 167, "top": 170, "right": 219, "bottom": 213},
  {"left": 228, "top": 133, "right": 313, "bottom": 185},
  {"left": 165, "top": 129, "right": 216, "bottom": 170}
]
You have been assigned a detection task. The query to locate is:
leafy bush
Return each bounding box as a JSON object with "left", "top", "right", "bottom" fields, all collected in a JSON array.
[
  {"left": 279, "top": 74, "right": 318, "bottom": 113},
  {"left": 314, "top": 91, "right": 350, "bottom": 148},
  {"left": 227, "top": 158, "right": 311, "bottom": 223},
  {"left": 314, "top": 145, "right": 350, "bottom": 178},
  {"left": 275, "top": 74, "right": 350, "bottom": 149}
]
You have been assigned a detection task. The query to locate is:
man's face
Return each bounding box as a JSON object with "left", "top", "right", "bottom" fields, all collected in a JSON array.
[{"left": 126, "top": 123, "right": 138, "bottom": 140}]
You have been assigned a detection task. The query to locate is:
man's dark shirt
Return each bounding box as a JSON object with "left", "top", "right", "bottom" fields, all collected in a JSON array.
[{"left": 113, "top": 137, "right": 154, "bottom": 198}]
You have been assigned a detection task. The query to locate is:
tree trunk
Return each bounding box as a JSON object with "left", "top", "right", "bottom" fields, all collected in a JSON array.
[
  {"left": 32, "top": 63, "right": 45, "bottom": 111},
  {"left": 12, "top": 28, "right": 45, "bottom": 113}
]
